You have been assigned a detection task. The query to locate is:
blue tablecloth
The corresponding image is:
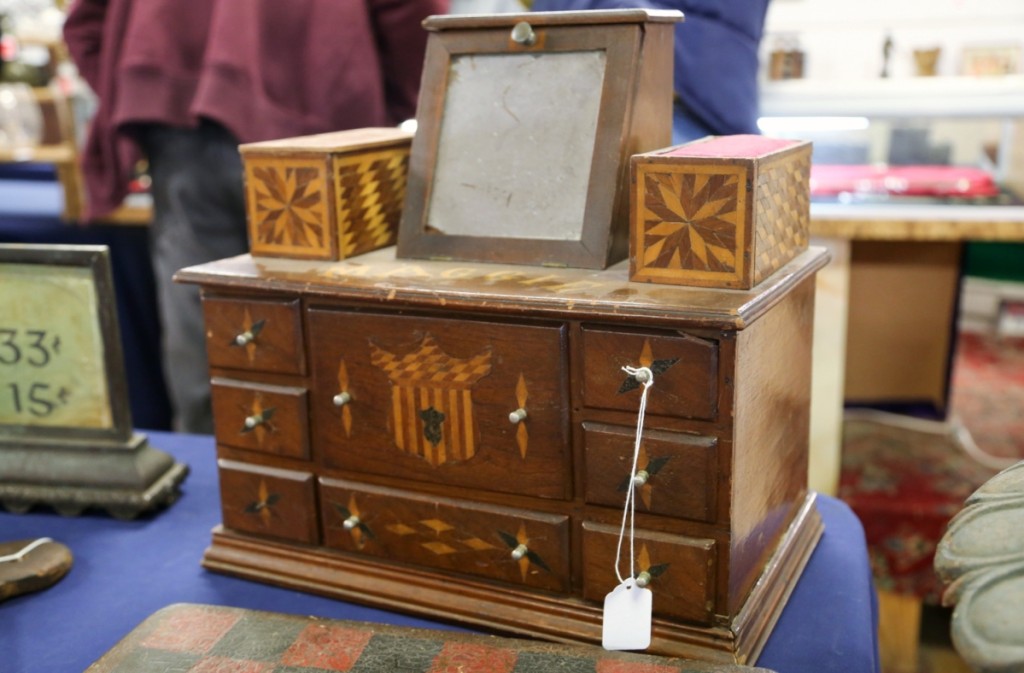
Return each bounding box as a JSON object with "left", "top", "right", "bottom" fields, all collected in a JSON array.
[{"left": 0, "top": 431, "right": 879, "bottom": 673}]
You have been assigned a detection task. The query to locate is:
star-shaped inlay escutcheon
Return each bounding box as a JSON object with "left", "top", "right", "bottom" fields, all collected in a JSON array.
[
  {"left": 618, "top": 339, "right": 679, "bottom": 394},
  {"left": 243, "top": 480, "right": 280, "bottom": 527}
]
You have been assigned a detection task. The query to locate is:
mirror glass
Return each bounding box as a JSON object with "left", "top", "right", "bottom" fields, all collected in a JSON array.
[{"left": 426, "top": 50, "right": 607, "bottom": 240}]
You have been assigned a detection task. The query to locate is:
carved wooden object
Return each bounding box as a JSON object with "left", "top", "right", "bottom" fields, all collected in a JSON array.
[
  {"left": 177, "top": 245, "right": 827, "bottom": 665},
  {"left": 630, "top": 136, "right": 811, "bottom": 289},
  {"left": 935, "top": 460, "right": 1024, "bottom": 672}
]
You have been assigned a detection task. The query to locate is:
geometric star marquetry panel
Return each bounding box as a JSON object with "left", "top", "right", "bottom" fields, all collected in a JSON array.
[
  {"left": 241, "top": 128, "right": 412, "bottom": 262},
  {"left": 630, "top": 136, "right": 811, "bottom": 290},
  {"left": 632, "top": 163, "right": 747, "bottom": 288},
  {"left": 246, "top": 158, "right": 332, "bottom": 260}
]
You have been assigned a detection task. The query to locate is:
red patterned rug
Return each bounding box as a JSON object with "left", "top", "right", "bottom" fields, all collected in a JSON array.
[
  {"left": 839, "top": 330, "right": 1024, "bottom": 603},
  {"left": 950, "top": 331, "right": 1024, "bottom": 462},
  {"left": 838, "top": 412, "right": 999, "bottom": 603}
]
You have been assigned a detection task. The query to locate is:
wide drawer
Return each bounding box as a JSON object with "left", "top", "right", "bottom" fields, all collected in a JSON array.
[
  {"left": 203, "top": 296, "right": 305, "bottom": 375},
  {"left": 218, "top": 459, "right": 318, "bottom": 544},
  {"left": 320, "top": 478, "right": 570, "bottom": 593},
  {"left": 580, "top": 326, "right": 718, "bottom": 421},
  {"left": 308, "top": 309, "right": 571, "bottom": 500},
  {"left": 583, "top": 422, "right": 718, "bottom": 523},
  {"left": 211, "top": 378, "right": 309, "bottom": 460},
  {"left": 581, "top": 522, "right": 716, "bottom": 624}
]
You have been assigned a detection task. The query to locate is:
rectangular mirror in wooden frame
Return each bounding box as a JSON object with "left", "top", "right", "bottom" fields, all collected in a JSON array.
[{"left": 397, "top": 9, "right": 681, "bottom": 269}]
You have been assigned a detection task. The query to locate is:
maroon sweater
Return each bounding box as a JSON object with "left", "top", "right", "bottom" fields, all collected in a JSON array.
[{"left": 63, "top": 0, "right": 447, "bottom": 220}]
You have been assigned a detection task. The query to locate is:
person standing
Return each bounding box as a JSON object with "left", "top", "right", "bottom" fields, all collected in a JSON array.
[
  {"left": 531, "top": 0, "right": 770, "bottom": 143},
  {"left": 63, "top": 0, "right": 447, "bottom": 433}
]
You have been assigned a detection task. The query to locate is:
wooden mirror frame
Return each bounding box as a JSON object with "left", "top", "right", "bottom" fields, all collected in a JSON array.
[
  {"left": 0, "top": 244, "right": 132, "bottom": 446},
  {"left": 397, "top": 9, "right": 680, "bottom": 270}
]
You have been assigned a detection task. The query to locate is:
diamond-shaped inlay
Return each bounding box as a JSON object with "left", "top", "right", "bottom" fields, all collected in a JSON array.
[
  {"left": 461, "top": 537, "right": 497, "bottom": 552},
  {"left": 337, "top": 360, "right": 352, "bottom": 438},
  {"left": 243, "top": 480, "right": 279, "bottom": 527},
  {"left": 618, "top": 339, "right": 679, "bottom": 395},
  {"left": 420, "top": 518, "right": 455, "bottom": 534},
  {"left": 514, "top": 373, "right": 529, "bottom": 460},
  {"left": 422, "top": 541, "right": 458, "bottom": 556},
  {"left": 386, "top": 523, "right": 417, "bottom": 536},
  {"left": 239, "top": 308, "right": 259, "bottom": 364}
]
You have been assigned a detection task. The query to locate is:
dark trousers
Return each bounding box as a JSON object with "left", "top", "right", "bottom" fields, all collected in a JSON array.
[{"left": 140, "top": 120, "right": 248, "bottom": 433}]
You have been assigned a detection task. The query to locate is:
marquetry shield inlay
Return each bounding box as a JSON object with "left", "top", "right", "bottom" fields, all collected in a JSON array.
[
  {"left": 246, "top": 158, "right": 331, "bottom": 259},
  {"left": 370, "top": 335, "right": 493, "bottom": 467},
  {"left": 634, "top": 164, "right": 747, "bottom": 284}
]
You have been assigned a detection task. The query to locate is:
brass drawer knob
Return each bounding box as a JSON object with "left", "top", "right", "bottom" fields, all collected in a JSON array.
[
  {"left": 636, "top": 571, "right": 652, "bottom": 588},
  {"left": 510, "top": 543, "right": 529, "bottom": 561},
  {"left": 511, "top": 21, "right": 536, "bottom": 46},
  {"left": 508, "top": 408, "right": 528, "bottom": 424},
  {"left": 333, "top": 391, "right": 352, "bottom": 407},
  {"left": 231, "top": 319, "right": 266, "bottom": 347},
  {"left": 343, "top": 515, "right": 361, "bottom": 531},
  {"left": 241, "top": 407, "right": 275, "bottom": 433},
  {"left": 632, "top": 470, "right": 650, "bottom": 488}
]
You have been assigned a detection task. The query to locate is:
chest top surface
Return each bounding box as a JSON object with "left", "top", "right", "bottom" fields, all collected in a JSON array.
[{"left": 176, "top": 246, "right": 827, "bottom": 330}]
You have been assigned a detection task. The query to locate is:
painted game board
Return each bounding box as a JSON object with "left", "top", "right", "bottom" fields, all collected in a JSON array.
[{"left": 85, "top": 603, "right": 775, "bottom": 673}]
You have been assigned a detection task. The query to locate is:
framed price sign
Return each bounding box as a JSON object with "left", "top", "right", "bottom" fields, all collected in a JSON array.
[{"left": 0, "top": 244, "right": 187, "bottom": 518}]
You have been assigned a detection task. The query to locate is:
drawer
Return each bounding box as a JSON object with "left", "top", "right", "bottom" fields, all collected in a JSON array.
[
  {"left": 203, "top": 296, "right": 305, "bottom": 375},
  {"left": 583, "top": 423, "right": 718, "bottom": 523},
  {"left": 218, "top": 459, "right": 318, "bottom": 544},
  {"left": 580, "top": 327, "right": 718, "bottom": 421},
  {"left": 320, "top": 478, "right": 570, "bottom": 593},
  {"left": 211, "top": 378, "right": 310, "bottom": 460},
  {"left": 582, "top": 522, "right": 716, "bottom": 625},
  {"left": 308, "top": 310, "right": 571, "bottom": 500}
]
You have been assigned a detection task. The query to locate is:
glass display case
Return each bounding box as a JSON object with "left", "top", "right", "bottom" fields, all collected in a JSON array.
[
  {"left": 757, "top": 75, "right": 1024, "bottom": 494},
  {"left": 760, "top": 75, "right": 1024, "bottom": 197}
]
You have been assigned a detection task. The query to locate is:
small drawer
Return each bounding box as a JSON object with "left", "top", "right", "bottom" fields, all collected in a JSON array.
[
  {"left": 218, "top": 459, "right": 318, "bottom": 544},
  {"left": 211, "top": 378, "right": 309, "bottom": 460},
  {"left": 320, "top": 477, "right": 570, "bottom": 593},
  {"left": 583, "top": 422, "right": 718, "bottom": 523},
  {"left": 582, "top": 522, "right": 716, "bottom": 625},
  {"left": 203, "top": 296, "right": 305, "bottom": 375},
  {"left": 581, "top": 326, "right": 718, "bottom": 421}
]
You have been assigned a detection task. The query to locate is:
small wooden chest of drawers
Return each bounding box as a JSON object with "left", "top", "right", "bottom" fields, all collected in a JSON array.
[{"left": 177, "top": 245, "right": 827, "bottom": 665}]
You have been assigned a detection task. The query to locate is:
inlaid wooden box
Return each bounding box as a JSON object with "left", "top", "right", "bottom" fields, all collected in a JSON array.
[
  {"left": 630, "top": 135, "right": 811, "bottom": 289},
  {"left": 176, "top": 244, "right": 829, "bottom": 665},
  {"left": 241, "top": 128, "right": 412, "bottom": 261}
]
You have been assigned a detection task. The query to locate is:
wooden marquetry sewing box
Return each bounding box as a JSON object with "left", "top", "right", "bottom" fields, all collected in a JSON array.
[{"left": 176, "top": 244, "right": 827, "bottom": 664}]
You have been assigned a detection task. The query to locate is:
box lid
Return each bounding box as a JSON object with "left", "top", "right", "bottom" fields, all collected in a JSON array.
[{"left": 239, "top": 128, "right": 412, "bottom": 155}]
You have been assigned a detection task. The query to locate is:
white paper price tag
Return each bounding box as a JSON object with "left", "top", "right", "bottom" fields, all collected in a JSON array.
[{"left": 601, "top": 578, "right": 652, "bottom": 651}]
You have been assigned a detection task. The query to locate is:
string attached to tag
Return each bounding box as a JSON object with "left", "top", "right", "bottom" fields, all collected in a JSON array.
[
  {"left": 602, "top": 365, "right": 654, "bottom": 651},
  {"left": 0, "top": 537, "right": 53, "bottom": 564}
]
